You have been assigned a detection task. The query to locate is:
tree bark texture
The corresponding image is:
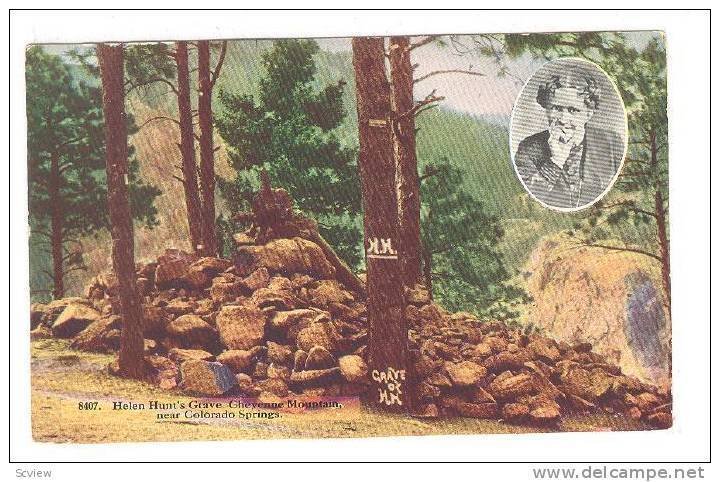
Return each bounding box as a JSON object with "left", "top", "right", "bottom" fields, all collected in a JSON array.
[
  {"left": 422, "top": 248, "right": 433, "bottom": 301},
  {"left": 389, "top": 36, "right": 423, "bottom": 288},
  {"left": 49, "top": 151, "right": 64, "bottom": 299},
  {"left": 352, "top": 37, "right": 413, "bottom": 412},
  {"left": 98, "top": 43, "right": 145, "bottom": 379},
  {"left": 197, "top": 40, "right": 217, "bottom": 257},
  {"left": 650, "top": 130, "right": 671, "bottom": 313},
  {"left": 175, "top": 41, "right": 203, "bottom": 253}
]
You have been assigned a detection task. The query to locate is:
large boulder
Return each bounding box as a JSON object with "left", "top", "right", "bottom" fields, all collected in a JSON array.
[
  {"left": 32, "top": 297, "right": 90, "bottom": 328},
  {"left": 295, "top": 321, "right": 341, "bottom": 352},
  {"left": 445, "top": 361, "right": 487, "bottom": 387},
  {"left": 184, "top": 257, "right": 232, "bottom": 290},
  {"left": 210, "top": 274, "right": 242, "bottom": 303},
  {"left": 304, "top": 346, "right": 337, "bottom": 370},
  {"left": 189, "top": 257, "right": 232, "bottom": 276},
  {"left": 168, "top": 348, "right": 214, "bottom": 363},
  {"left": 180, "top": 360, "right": 238, "bottom": 396},
  {"left": 240, "top": 267, "right": 270, "bottom": 292},
  {"left": 308, "top": 280, "right": 354, "bottom": 307},
  {"left": 30, "top": 324, "right": 53, "bottom": 340},
  {"left": 164, "top": 298, "right": 197, "bottom": 316},
  {"left": 154, "top": 249, "right": 198, "bottom": 290},
  {"left": 558, "top": 366, "right": 614, "bottom": 402},
  {"left": 154, "top": 259, "right": 191, "bottom": 289},
  {"left": 166, "top": 314, "right": 218, "bottom": 350},
  {"left": 250, "top": 287, "right": 301, "bottom": 311},
  {"left": 269, "top": 309, "right": 318, "bottom": 332},
  {"left": 524, "top": 236, "right": 670, "bottom": 383},
  {"left": 338, "top": 355, "right": 368, "bottom": 383},
  {"left": 289, "top": 367, "right": 340, "bottom": 384},
  {"left": 216, "top": 348, "right": 262, "bottom": 372},
  {"left": 30, "top": 303, "right": 47, "bottom": 329},
  {"left": 234, "top": 237, "right": 335, "bottom": 279},
  {"left": 266, "top": 341, "right": 293, "bottom": 365},
  {"left": 145, "top": 355, "right": 179, "bottom": 389},
  {"left": 52, "top": 303, "right": 101, "bottom": 338},
  {"left": 487, "top": 372, "right": 535, "bottom": 401},
  {"left": 215, "top": 305, "right": 266, "bottom": 350},
  {"left": 70, "top": 315, "right": 122, "bottom": 352}
]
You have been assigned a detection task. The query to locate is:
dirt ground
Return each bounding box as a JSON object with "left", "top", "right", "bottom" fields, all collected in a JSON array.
[{"left": 30, "top": 339, "right": 651, "bottom": 443}]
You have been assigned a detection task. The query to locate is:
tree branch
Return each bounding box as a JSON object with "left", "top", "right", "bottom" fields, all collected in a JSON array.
[
  {"left": 573, "top": 241, "right": 662, "bottom": 263},
  {"left": 414, "top": 69, "right": 484, "bottom": 84},
  {"left": 62, "top": 264, "right": 88, "bottom": 276},
  {"left": 138, "top": 115, "right": 181, "bottom": 130},
  {"left": 210, "top": 40, "right": 228, "bottom": 88},
  {"left": 409, "top": 35, "right": 438, "bottom": 51},
  {"left": 419, "top": 166, "right": 441, "bottom": 183},
  {"left": 126, "top": 77, "right": 179, "bottom": 97},
  {"left": 395, "top": 89, "right": 445, "bottom": 121},
  {"left": 598, "top": 200, "right": 657, "bottom": 219}
]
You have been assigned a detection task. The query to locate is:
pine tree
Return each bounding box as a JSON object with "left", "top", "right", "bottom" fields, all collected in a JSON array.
[
  {"left": 352, "top": 37, "right": 413, "bottom": 412},
  {"left": 97, "top": 43, "right": 145, "bottom": 379},
  {"left": 26, "top": 46, "right": 159, "bottom": 300},
  {"left": 197, "top": 40, "right": 227, "bottom": 257},
  {"left": 389, "top": 36, "right": 423, "bottom": 287},
  {"left": 420, "top": 160, "right": 527, "bottom": 320},
  {"left": 175, "top": 41, "right": 203, "bottom": 252},
  {"left": 387, "top": 35, "right": 484, "bottom": 289},
  {"left": 124, "top": 41, "right": 227, "bottom": 257},
  {"left": 216, "top": 39, "right": 362, "bottom": 266},
  {"left": 502, "top": 33, "right": 670, "bottom": 310}
]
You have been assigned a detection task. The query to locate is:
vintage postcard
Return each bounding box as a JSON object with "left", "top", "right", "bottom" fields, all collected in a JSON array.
[{"left": 27, "top": 31, "right": 671, "bottom": 443}]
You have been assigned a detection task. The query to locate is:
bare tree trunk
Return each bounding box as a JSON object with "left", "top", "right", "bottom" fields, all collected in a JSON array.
[
  {"left": 175, "top": 41, "right": 203, "bottom": 253},
  {"left": 98, "top": 43, "right": 145, "bottom": 379},
  {"left": 650, "top": 130, "right": 671, "bottom": 312},
  {"left": 197, "top": 40, "right": 217, "bottom": 257},
  {"left": 49, "top": 151, "right": 64, "bottom": 299},
  {"left": 352, "top": 37, "right": 413, "bottom": 412},
  {"left": 389, "top": 36, "right": 423, "bottom": 288}
]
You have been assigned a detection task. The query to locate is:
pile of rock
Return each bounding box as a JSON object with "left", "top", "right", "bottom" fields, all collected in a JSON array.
[
  {"left": 407, "top": 299, "right": 671, "bottom": 428},
  {"left": 30, "top": 234, "right": 671, "bottom": 429}
]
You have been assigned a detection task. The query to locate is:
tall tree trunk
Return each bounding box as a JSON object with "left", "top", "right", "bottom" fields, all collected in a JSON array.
[
  {"left": 175, "top": 41, "right": 203, "bottom": 253},
  {"left": 422, "top": 249, "right": 433, "bottom": 301},
  {"left": 352, "top": 37, "right": 413, "bottom": 412},
  {"left": 49, "top": 151, "right": 64, "bottom": 299},
  {"left": 650, "top": 129, "right": 671, "bottom": 313},
  {"left": 197, "top": 40, "right": 217, "bottom": 257},
  {"left": 98, "top": 43, "right": 145, "bottom": 380},
  {"left": 389, "top": 36, "right": 423, "bottom": 288}
]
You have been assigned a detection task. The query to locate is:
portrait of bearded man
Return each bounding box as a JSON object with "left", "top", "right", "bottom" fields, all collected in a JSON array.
[{"left": 513, "top": 63, "right": 625, "bottom": 210}]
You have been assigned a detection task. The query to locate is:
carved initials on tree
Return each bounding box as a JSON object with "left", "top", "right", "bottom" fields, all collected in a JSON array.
[
  {"left": 372, "top": 367, "right": 406, "bottom": 406},
  {"left": 367, "top": 237, "right": 398, "bottom": 258}
]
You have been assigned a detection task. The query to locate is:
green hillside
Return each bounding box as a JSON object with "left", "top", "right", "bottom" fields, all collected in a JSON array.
[{"left": 30, "top": 40, "right": 577, "bottom": 300}]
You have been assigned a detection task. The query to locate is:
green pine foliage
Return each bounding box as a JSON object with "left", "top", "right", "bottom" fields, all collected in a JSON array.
[
  {"left": 420, "top": 160, "right": 528, "bottom": 320},
  {"left": 216, "top": 40, "right": 362, "bottom": 266},
  {"left": 502, "top": 33, "right": 669, "bottom": 252},
  {"left": 27, "top": 46, "right": 161, "bottom": 300}
]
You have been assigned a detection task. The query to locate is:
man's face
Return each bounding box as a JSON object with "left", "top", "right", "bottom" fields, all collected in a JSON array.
[{"left": 545, "top": 87, "right": 594, "bottom": 144}]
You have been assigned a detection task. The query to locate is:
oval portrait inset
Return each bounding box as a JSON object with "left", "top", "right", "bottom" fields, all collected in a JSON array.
[{"left": 509, "top": 58, "right": 627, "bottom": 211}]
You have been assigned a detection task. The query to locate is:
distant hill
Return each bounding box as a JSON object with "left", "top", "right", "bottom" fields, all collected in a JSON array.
[{"left": 30, "top": 40, "right": 575, "bottom": 299}]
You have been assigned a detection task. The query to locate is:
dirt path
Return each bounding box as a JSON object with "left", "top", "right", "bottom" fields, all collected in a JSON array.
[{"left": 30, "top": 340, "right": 650, "bottom": 443}]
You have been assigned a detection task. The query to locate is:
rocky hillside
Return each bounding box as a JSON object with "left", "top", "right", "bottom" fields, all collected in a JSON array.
[
  {"left": 523, "top": 236, "right": 671, "bottom": 385},
  {"left": 31, "top": 229, "right": 672, "bottom": 430}
]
